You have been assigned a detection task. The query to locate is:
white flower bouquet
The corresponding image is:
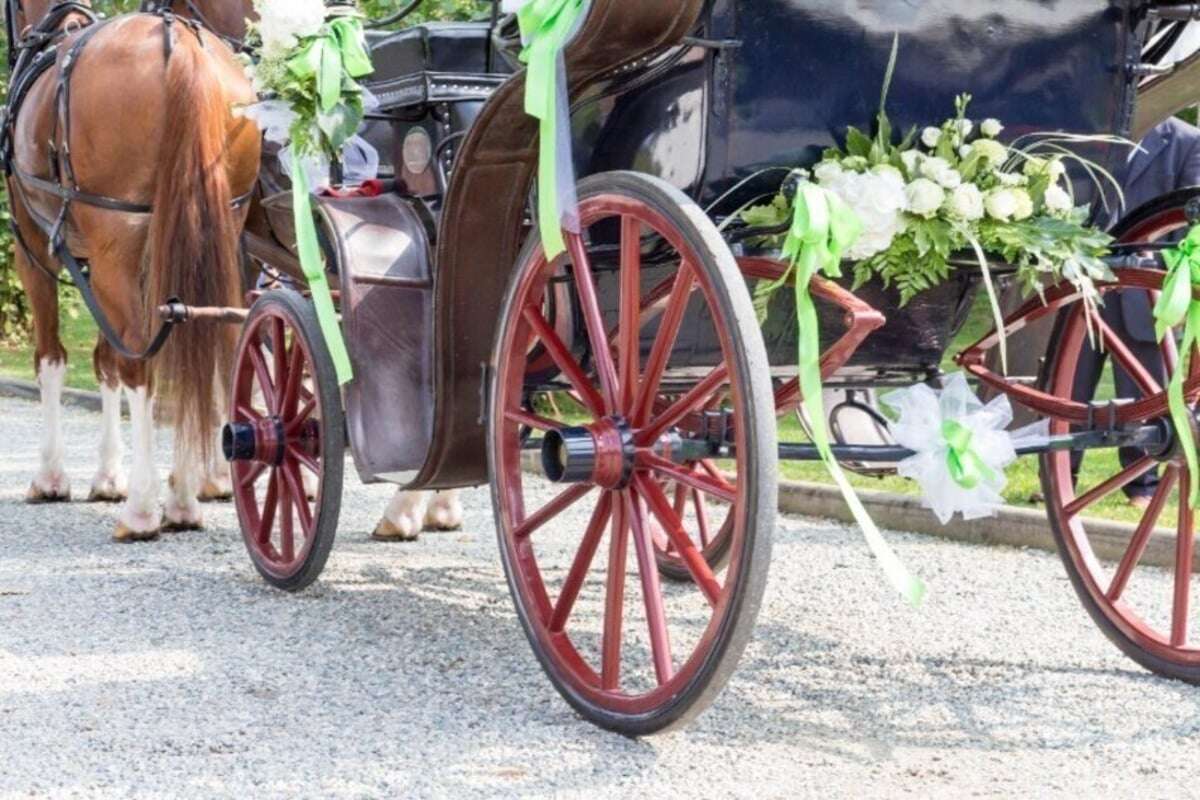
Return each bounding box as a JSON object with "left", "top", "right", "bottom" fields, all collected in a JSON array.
[{"left": 745, "top": 80, "right": 1118, "bottom": 323}]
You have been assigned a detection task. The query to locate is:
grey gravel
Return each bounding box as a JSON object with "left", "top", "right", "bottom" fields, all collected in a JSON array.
[{"left": 1, "top": 394, "right": 1199, "bottom": 799}]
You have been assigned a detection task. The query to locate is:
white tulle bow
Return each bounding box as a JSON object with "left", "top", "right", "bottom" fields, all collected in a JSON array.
[{"left": 883, "top": 372, "right": 1049, "bottom": 524}]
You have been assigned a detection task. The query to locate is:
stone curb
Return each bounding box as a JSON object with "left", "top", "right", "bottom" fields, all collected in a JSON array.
[{"left": 3, "top": 377, "right": 1171, "bottom": 570}]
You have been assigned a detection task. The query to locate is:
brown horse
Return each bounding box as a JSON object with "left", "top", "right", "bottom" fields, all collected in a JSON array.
[
  {"left": 175, "top": 0, "right": 466, "bottom": 540},
  {"left": 6, "top": 0, "right": 261, "bottom": 539}
]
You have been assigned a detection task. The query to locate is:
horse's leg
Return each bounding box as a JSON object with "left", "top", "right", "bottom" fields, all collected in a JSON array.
[
  {"left": 164, "top": 434, "right": 204, "bottom": 531},
  {"left": 424, "top": 490, "right": 463, "bottom": 532},
  {"left": 372, "top": 489, "right": 429, "bottom": 542},
  {"left": 88, "top": 338, "right": 127, "bottom": 502},
  {"left": 14, "top": 247, "right": 70, "bottom": 503},
  {"left": 114, "top": 371, "right": 162, "bottom": 542},
  {"left": 198, "top": 375, "right": 232, "bottom": 502}
]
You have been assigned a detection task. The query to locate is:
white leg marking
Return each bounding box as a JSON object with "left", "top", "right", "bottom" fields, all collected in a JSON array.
[
  {"left": 423, "top": 490, "right": 463, "bottom": 532},
  {"left": 117, "top": 385, "right": 162, "bottom": 536},
  {"left": 89, "top": 383, "right": 127, "bottom": 501},
  {"left": 29, "top": 358, "right": 70, "bottom": 501},
  {"left": 165, "top": 438, "right": 204, "bottom": 531},
  {"left": 373, "top": 489, "right": 428, "bottom": 541}
]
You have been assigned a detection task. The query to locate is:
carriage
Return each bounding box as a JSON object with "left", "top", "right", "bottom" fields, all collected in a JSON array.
[{"left": 30, "top": 0, "right": 1199, "bottom": 734}]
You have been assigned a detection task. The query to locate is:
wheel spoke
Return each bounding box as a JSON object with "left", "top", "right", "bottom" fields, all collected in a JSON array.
[
  {"left": 637, "top": 475, "right": 722, "bottom": 606},
  {"left": 1097, "top": 315, "right": 1162, "bottom": 397},
  {"left": 513, "top": 483, "right": 593, "bottom": 539},
  {"left": 286, "top": 397, "right": 318, "bottom": 436},
  {"left": 523, "top": 305, "right": 606, "bottom": 418},
  {"left": 625, "top": 491, "right": 675, "bottom": 684},
  {"left": 279, "top": 469, "right": 295, "bottom": 563},
  {"left": 566, "top": 232, "right": 620, "bottom": 413},
  {"left": 289, "top": 445, "right": 320, "bottom": 476},
  {"left": 1064, "top": 456, "right": 1156, "bottom": 518},
  {"left": 239, "top": 462, "right": 267, "bottom": 490},
  {"left": 636, "top": 366, "right": 730, "bottom": 447},
  {"left": 505, "top": 408, "right": 561, "bottom": 432},
  {"left": 633, "top": 263, "right": 694, "bottom": 426},
  {"left": 550, "top": 492, "right": 614, "bottom": 633},
  {"left": 1108, "top": 468, "right": 1177, "bottom": 602},
  {"left": 1173, "top": 472, "right": 1195, "bottom": 647},
  {"left": 693, "top": 489, "right": 711, "bottom": 548},
  {"left": 248, "top": 346, "right": 277, "bottom": 413},
  {"left": 601, "top": 496, "right": 629, "bottom": 691},
  {"left": 236, "top": 403, "right": 263, "bottom": 422},
  {"left": 282, "top": 460, "right": 313, "bottom": 536},
  {"left": 259, "top": 469, "right": 279, "bottom": 545},
  {"left": 618, "top": 216, "right": 642, "bottom": 415},
  {"left": 281, "top": 336, "right": 306, "bottom": 418},
  {"left": 641, "top": 452, "right": 737, "bottom": 505},
  {"left": 272, "top": 318, "right": 288, "bottom": 415}
]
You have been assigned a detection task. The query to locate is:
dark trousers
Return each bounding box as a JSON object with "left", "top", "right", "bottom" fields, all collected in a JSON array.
[{"left": 1070, "top": 295, "right": 1166, "bottom": 498}]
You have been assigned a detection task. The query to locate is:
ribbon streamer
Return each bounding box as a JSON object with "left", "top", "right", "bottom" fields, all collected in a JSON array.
[
  {"left": 786, "top": 183, "right": 926, "bottom": 607},
  {"left": 942, "top": 419, "right": 998, "bottom": 490},
  {"left": 509, "top": 0, "right": 589, "bottom": 259},
  {"left": 1154, "top": 225, "right": 1200, "bottom": 505},
  {"left": 292, "top": 149, "right": 354, "bottom": 385}
]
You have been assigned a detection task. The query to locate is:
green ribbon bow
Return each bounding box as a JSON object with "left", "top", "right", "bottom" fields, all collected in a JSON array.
[
  {"left": 941, "top": 419, "right": 998, "bottom": 490},
  {"left": 786, "top": 184, "right": 926, "bottom": 606},
  {"left": 282, "top": 15, "right": 374, "bottom": 387},
  {"left": 1154, "top": 225, "right": 1200, "bottom": 504},
  {"left": 514, "top": 0, "right": 588, "bottom": 259}
]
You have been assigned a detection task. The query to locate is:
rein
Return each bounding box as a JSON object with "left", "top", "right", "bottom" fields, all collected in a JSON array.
[{"left": 138, "top": 0, "right": 247, "bottom": 53}]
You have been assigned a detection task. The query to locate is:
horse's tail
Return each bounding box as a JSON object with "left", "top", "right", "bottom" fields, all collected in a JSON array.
[{"left": 145, "top": 36, "right": 240, "bottom": 462}]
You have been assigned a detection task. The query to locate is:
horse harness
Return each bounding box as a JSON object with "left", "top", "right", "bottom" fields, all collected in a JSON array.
[{"left": 2, "top": 1, "right": 248, "bottom": 360}]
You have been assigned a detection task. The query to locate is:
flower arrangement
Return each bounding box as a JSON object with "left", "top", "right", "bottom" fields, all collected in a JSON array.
[
  {"left": 241, "top": 0, "right": 374, "bottom": 166},
  {"left": 746, "top": 74, "right": 1117, "bottom": 323}
]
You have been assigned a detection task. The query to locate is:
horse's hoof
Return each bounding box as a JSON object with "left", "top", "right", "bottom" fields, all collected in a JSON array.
[
  {"left": 88, "top": 473, "right": 128, "bottom": 503},
  {"left": 162, "top": 519, "right": 204, "bottom": 533},
  {"left": 163, "top": 501, "right": 204, "bottom": 532},
  {"left": 422, "top": 500, "right": 463, "bottom": 532},
  {"left": 113, "top": 523, "right": 160, "bottom": 543},
  {"left": 198, "top": 478, "right": 233, "bottom": 503},
  {"left": 372, "top": 517, "right": 420, "bottom": 543},
  {"left": 26, "top": 474, "right": 71, "bottom": 504}
]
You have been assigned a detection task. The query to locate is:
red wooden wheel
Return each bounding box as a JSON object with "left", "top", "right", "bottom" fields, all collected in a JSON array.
[
  {"left": 488, "top": 172, "right": 776, "bottom": 734},
  {"left": 1041, "top": 188, "right": 1200, "bottom": 680},
  {"left": 228, "top": 290, "right": 345, "bottom": 592}
]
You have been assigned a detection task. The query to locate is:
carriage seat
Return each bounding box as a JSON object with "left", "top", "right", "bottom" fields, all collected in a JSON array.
[{"left": 365, "top": 22, "right": 512, "bottom": 110}]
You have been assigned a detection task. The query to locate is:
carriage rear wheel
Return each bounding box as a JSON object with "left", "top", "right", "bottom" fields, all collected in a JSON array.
[
  {"left": 228, "top": 290, "right": 345, "bottom": 592},
  {"left": 488, "top": 171, "right": 776, "bottom": 735},
  {"left": 1041, "top": 188, "right": 1200, "bottom": 681}
]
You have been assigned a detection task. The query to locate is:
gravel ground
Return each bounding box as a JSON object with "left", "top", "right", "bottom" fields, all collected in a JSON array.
[{"left": 2, "top": 394, "right": 1200, "bottom": 798}]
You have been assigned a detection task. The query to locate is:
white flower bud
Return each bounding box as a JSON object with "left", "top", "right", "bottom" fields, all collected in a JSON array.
[
  {"left": 981, "top": 118, "right": 1004, "bottom": 138},
  {"left": 955, "top": 119, "right": 974, "bottom": 138},
  {"left": 1044, "top": 184, "right": 1073, "bottom": 214},
  {"left": 922, "top": 127, "right": 942, "bottom": 148},
  {"left": 900, "top": 149, "right": 923, "bottom": 176},
  {"left": 813, "top": 161, "right": 843, "bottom": 185},
  {"left": 1011, "top": 189, "right": 1034, "bottom": 221},
  {"left": 936, "top": 169, "right": 962, "bottom": 190},
  {"left": 985, "top": 189, "right": 1019, "bottom": 222},
  {"left": 906, "top": 178, "right": 946, "bottom": 219}
]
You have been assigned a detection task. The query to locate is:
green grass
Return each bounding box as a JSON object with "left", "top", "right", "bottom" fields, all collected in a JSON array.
[{"left": 0, "top": 310, "right": 99, "bottom": 391}]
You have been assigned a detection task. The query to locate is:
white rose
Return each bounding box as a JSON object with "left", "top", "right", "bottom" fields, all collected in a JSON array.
[
  {"left": 256, "top": 0, "right": 326, "bottom": 55},
  {"left": 1012, "top": 189, "right": 1034, "bottom": 221},
  {"left": 936, "top": 169, "right": 962, "bottom": 190},
  {"left": 971, "top": 138, "right": 1008, "bottom": 166},
  {"left": 955, "top": 119, "right": 974, "bottom": 138},
  {"left": 825, "top": 171, "right": 908, "bottom": 260},
  {"left": 985, "top": 189, "right": 1019, "bottom": 222},
  {"left": 997, "top": 172, "right": 1025, "bottom": 187},
  {"left": 946, "top": 184, "right": 985, "bottom": 221},
  {"left": 922, "top": 127, "right": 942, "bottom": 148},
  {"left": 900, "top": 150, "right": 923, "bottom": 176},
  {"left": 921, "top": 156, "right": 952, "bottom": 182},
  {"left": 906, "top": 178, "right": 946, "bottom": 218},
  {"left": 1044, "top": 184, "right": 1073, "bottom": 214},
  {"left": 1047, "top": 158, "right": 1067, "bottom": 181},
  {"left": 872, "top": 163, "right": 904, "bottom": 184},
  {"left": 981, "top": 118, "right": 1004, "bottom": 138}
]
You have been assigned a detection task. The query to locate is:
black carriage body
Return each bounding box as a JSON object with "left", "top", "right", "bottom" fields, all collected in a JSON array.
[{"left": 573, "top": 0, "right": 1140, "bottom": 374}]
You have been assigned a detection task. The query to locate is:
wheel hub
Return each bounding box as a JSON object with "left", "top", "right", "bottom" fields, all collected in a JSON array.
[
  {"left": 222, "top": 418, "right": 287, "bottom": 465},
  {"left": 541, "top": 417, "right": 636, "bottom": 489}
]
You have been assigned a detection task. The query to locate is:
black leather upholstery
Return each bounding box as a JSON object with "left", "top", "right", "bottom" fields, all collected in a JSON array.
[{"left": 365, "top": 22, "right": 511, "bottom": 110}]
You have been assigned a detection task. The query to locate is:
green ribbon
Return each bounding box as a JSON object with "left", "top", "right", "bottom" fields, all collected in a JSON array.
[
  {"left": 514, "top": 0, "right": 588, "bottom": 259},
  {"left": 291, "top": 150, "right": 354, "bottom": 385},
  {"left": 941, "top": 419, "right": 998, "bottom": 490},
  {"left": 1154, "top": 225, "right": 1200, "bottom": 504},
  {"left": 280, "top": 15, "right": 374, "bottom": 387},
  {"left": 786, "top": 183, "right": 926, "bottom": 606}
]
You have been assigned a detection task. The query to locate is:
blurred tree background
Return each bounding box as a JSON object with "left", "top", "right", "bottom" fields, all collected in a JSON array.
[{"left": 0, "top": 0, "right": 487, "bottom": 340}]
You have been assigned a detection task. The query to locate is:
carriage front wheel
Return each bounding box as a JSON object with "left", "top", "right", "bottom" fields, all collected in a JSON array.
[
  {"left": 488, "top": 171, "right": 777, "bottom": 734},
  {"left": 1041, "top": 188, "right": 1200, "bottom": 681},
  {"left": 227, "top": 290, "right": 345, "bottom": 592}
]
